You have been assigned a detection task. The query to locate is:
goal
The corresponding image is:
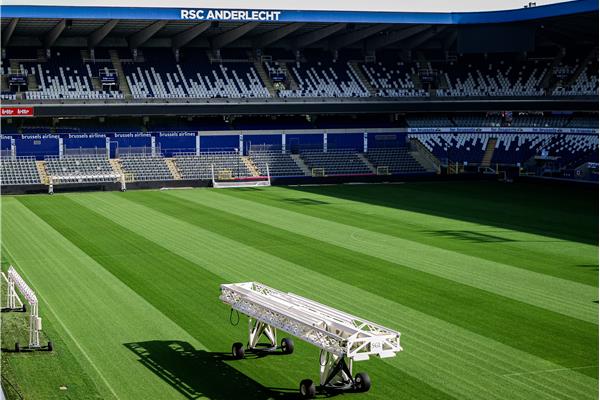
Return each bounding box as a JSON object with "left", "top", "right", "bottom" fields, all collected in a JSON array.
[
  {"left": 376, "top": 166, "right": 390, "bottom": 175},
  {"left": 312, "top": 168, "right": 325, "bottom": 177},
  {"left": 211, "top": 164, "right": 271, "bottom": 188}
]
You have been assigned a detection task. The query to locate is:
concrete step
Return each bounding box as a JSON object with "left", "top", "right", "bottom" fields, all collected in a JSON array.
[
  {"left": 253, "top": 60, "right": 277, "bottom": 97},
  {"left": 165, "top": 158, "right": 182, "bottom": 180},
  {"left": 35, "top": 161, "right": 49, "bottom": 185},
  {"left": 290, "top": 154, "right": 311, "bottom": 176},
  {"left": 349, "top": 62, "right": 377, "bottom": 96},
  {"left": 109, "top": 50, "right": 132, "bottom": 98},
  {"left": 91, "top": 76, "right": 102, "bottom": 91},
  {"left": 481, "top": 138, "right": 497, "bottom": 167},
  {"left": 357, "top": 153, "right": 377, "bottom": 173},
  {"left": 27, "top": 74, "right": 38, "bottom": 91},
  {"left": 282, "top": 63, "right": 299, "bottom": 90},
  {"left": 241, "top": 156, "right": 260, "bottom": 177},
  {"left": 410, "top": 138, "right": 441, "bottom": 172}
]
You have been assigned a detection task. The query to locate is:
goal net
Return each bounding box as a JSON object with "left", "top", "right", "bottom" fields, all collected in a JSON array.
[
  {"left": 376, "top": 166, "right": 390, "bottom": 175},
  {"left": 312, "top": 168, "right": 325, "bottom": 177},
  {"left": 211, "top": 164, "right": 271, "bottom": 189}
]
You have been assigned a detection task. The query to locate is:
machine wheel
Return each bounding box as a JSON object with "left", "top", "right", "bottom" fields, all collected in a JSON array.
[
  {"left": 354, "top": 372, "right": 371, "bottom": 392},
  {"left": 231, "top": 342, "right": 245, "bottom": 359},
  {"left": 47, "top": 341, "right": 53, "bottom": 352},
  {"left": 281, "top": 338, "right": 294, "bottom": 354},
  {"left": 299, "top": 379, "right": 316, "bottom": 399},
  {"left": 15, "top": 342, "right": 20, "bottom": 352}
]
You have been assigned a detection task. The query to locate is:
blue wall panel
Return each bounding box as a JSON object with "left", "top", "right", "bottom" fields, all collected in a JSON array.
[
  {"left": 328, "top": 133, "right": 363, "bottom": 151},
  {"left": 15, "top": 138, "right": 59, "bottom": 159},
  {"left": 244, "top": 134, "right": 282, "bottom": 152},
  {"left": 200, "top": 135, "right": 239, "bottom": 152},
  {"left": 1, "top": 139, "right": 11, "bottom": 150},
  {"left": 64, "top": 137, "right": 105, "bottom": 149},
  {"left": 286, "top": 133, "right": 323, "bottom": 151},
  {"left": 158, "top": 135, "right": 196, "bottom": 156},
  {"left": 368, "top": 132, "right": 407, "bottom": 149}
]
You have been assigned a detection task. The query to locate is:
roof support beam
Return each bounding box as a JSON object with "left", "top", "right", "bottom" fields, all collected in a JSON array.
[
  {"left": 253, "top": 23, "right": 305, "bottom": 48},
  {"left": 171, "top": 21, "right": 211, "bottom": 48},
  {"left": 2, "top": 18, "right": 19, "bottom": 47},
  {"left": 128, "top": 20, "right": 168, "bottom": 48},
  {"left": 43, "top": 19, "right": 66, "bottom": 48},
  {"left": 211, "top": 22, "right": 259, "bottom": 49},
  {"left": 365, "top": 25, "right": 430, "bottom": 50},
  {"left": 293, "top": 23, "right": 347, "bottom": 48},
  {"left": 442, "top": 29, "right": 458, "bottom": 50},
  {"left": 328, "top": 24, "right": 391, "bottom": 50},
  {"left": 402, "top": 26, "right": 447, "bottom": 50},
  {"left": 88, "top": 19, "right": 119, "bottom": 48}
]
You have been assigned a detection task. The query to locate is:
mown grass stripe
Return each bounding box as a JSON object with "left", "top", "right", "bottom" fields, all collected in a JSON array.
[
  {"left": 119, "top": 189, "right": 597, "bottom": 377},
  {"left": 168, "top": 188, "right": 597, "bottom": 324},
  {"left": 70, "top": 191, "right": 597, "bottom": 400},
  {"left": 20, "top": 195, "right": 453, "bottom": 400},
  {"left": 219, "top": 186, "right": 598, "bottom": 286},
  {"left": 2, "top": 197, "right": 206, "bottom": 400}
]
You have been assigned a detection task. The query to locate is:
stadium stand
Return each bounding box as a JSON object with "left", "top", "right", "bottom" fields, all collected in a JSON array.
[
  {"left": 249, "top": 150, "right": 306, "bottom": 177},
  {"left": 300, "top": 149, "right": 372, "bottom": 175},
  {"left": 275, "top": 54, "right": 369, "bottom": 98},
  {"left": 365, "top": 148, "right": 427, "bottom": 174},
  {"left": 18, "top": 49, "right": 123, "bottom": 100},
  {"left": 119, "top": 154, "right": 174, "bottom": 181},
  {"left": 0, "top": 157, "right": 41, "bottom": 185},
  {"left": 123, "top": 50, "right": 269, "bottom": 99},
  {"left": 435, "top": 56, "right": 549, "bottom": 97},
  {"left": 44, "top": 155, "right": 116, "bottom": 183},
  {"left": 359, "top": 60, "right": 428, "bottom": 97}
]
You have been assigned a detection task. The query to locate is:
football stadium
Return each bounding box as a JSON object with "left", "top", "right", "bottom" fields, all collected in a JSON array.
[{"left": 0, "top": 0, "right": 598, "bottom": 399}]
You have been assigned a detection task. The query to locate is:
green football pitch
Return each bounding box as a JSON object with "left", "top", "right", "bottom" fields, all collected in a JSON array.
[{"left": 1, "top": 181, "right": 597, "bottom": 400}]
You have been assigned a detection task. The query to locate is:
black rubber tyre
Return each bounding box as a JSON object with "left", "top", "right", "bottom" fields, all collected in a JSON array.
[
  {"left": 354, "top": 372, "right": 371, "bottom": 392},
  {"left": 47, "top": 341, "right": 53, "bottom": 352},
  {"left": 281, "top": 337, "right": 294, "bottom": 354},
  {"left": 299, "top": 379, "right": 316, "bottom": 399},
  {"left": 15, "top": 342, "right": 20, "bottom": 353},
  {"left": 231, "top": 342, "right": 245, "bottom": 359}
]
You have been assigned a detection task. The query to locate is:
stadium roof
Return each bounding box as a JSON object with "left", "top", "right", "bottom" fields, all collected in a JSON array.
[{"left": 1, "top": 0, "right": 597, "bottom": 24}]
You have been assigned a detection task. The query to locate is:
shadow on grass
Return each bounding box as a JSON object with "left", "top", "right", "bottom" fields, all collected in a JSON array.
[
  {"left": 124, "top": 341, "right": 299, "bottom": 400},
  {"left": 577, "top": 264, "right": 599, "bottom": 272},
  {"left": 286, "top": 182, "right": 598, "bottom": 245},
  {"left": 281, "top": 198, "right": 330, "bottom": 206},
  {"left": 424, "top": 230, "right": 516, "bottom": 243}
]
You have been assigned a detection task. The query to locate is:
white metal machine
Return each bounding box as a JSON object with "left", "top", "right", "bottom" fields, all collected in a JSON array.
[
  {"left": 220, "top": 282, "right": 402, "bottom": 398},
  {"left": 1, "top": 266, "right": 51, "bottom": 351}
]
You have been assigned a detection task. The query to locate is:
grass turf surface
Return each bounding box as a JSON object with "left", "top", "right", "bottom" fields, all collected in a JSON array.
[{"left": 0, "top": 181, "right": 597, "bottom": 399}]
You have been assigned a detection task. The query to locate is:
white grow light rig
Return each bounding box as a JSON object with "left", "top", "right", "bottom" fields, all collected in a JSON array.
[
  {"left": 1, "top": 266, "right": 52, "bottom": 352},
  {"left": 220, "top": 282, "right": 402, "bottom": 398}
]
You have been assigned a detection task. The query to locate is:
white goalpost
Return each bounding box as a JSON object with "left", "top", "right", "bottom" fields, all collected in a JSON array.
[{"left": 211, "top": 164, "right": 271, "bottom": 189}]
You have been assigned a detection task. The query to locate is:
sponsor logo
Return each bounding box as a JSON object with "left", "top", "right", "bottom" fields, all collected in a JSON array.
[
  {"left": 181, "top": 9, "right": 282, "bottom": 21},
  {"left": 0, "top": 107, "right": 34, "bottom": 117}
]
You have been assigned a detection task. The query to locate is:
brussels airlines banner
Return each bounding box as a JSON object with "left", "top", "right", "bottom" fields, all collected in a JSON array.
[{"left": 1, "top": 0, "right": 596, "bottom": 24}]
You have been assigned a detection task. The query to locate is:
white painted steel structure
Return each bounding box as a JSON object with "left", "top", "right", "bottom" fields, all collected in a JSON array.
[
  {"left": 5, "top": 266, "right": 42, "bottom": 348},
  {"left": 220, "top": 282, "right": 402, "bottom": 397},
  {"left": 211, "top": 164, "right": 271, "bottom": 188}
]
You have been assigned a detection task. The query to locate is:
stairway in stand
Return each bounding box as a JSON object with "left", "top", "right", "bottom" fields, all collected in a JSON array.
[{"left": 481, "top": 138, "right": 497, "bottom": 167}]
